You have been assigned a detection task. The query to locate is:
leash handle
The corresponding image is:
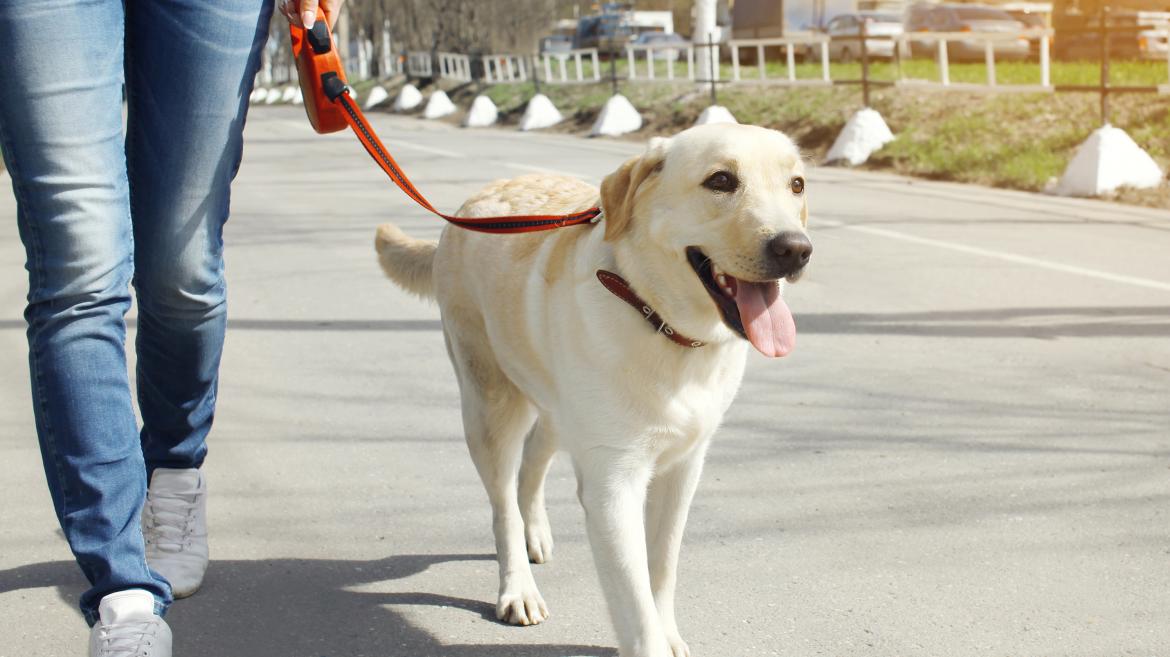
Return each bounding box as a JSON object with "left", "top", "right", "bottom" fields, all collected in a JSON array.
[
  {"left": 291, "top": 6, "right": 348, "bottom": 134},
  {"left": 289, "top": 14, "right": 601, "bottom": 234}
]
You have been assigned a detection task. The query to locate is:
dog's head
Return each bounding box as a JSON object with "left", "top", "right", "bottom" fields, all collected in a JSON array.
[{"left": 600, "top": 123, "right": 811, "bottom": 358}]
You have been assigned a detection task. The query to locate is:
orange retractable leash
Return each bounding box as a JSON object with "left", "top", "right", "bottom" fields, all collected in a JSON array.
[{"left": 291, "top": 9, "right": 601, "bottom": 234}]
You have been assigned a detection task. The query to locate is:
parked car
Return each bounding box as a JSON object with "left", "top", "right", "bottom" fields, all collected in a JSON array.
[
  {"left": 904, "top": 4, "right": 1031, "bottom": 61},
  {"left": 574, "top": 13, "right": 634, "bottom": 52},
  {"left": 540, "top": 34, "right": 574, "bottom": 56},
  {"left": 1139, "top": 25, "right": 1170, "bottom": 60},
  {"left": 1006, "top": 9, "right": 1048, "bottom": 29},
  {"left": 573, "top": 3, "right": 676, "bottom": 53},
  {"left": 631, "top": 31, "right": 689, "bottom": 61},
  {"left": 821, "top": 12, "right": 904, "bottom": 62},
  {"left": 1005, "top": 9, "right": 1050, "bottom": 57},
  {"left": 1053, "top": 8, "right": 1170, "bottom": 61}
]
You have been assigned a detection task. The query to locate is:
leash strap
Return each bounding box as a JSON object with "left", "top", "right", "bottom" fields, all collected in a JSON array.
[{"left": 324, "top": 77, "right": 602, "bottom": 234}]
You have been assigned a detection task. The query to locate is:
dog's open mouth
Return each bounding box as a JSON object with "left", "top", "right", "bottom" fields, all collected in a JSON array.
[{"left": 686, "top": 247, "right": 796, "bottom": 358}]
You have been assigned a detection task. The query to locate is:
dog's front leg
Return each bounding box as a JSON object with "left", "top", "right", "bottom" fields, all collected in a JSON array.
[
  {"left": 574, "top": 446, "right": 673, "bottom": 657},
  {"left": 645, "top": 442, "right": 709, "bottom": 657}
]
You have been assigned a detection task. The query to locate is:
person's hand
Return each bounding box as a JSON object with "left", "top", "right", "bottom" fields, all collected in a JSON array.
[{"left": 279, "top": 0, "right": 345, "bottom": 29}]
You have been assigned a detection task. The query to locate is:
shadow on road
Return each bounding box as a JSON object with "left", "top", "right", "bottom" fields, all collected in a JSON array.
[
  {"left": 796, "top": 306, "right": 1170, "bottom": 338},
  {"left": 0, "top": 318, "right": 444, "bottom": 333},
  {"left": 0, "top": 554, "right": 616, "bottom": 657},
  {"left": 3, "top": 306, "right": 1167, "bottom": 338}
]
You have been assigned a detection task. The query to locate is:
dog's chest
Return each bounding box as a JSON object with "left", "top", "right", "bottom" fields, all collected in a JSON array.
[{"left": 634, "top": 346, "right": 747, "bottom": 457}]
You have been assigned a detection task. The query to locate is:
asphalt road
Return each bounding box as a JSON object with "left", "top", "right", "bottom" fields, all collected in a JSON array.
[{"left": 2, "top": 106, "right": 1168, "bottom": 657}]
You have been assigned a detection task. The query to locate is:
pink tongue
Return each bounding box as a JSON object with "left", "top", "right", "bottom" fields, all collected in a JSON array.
[{"left": 732, "top": 279, "right": 796, "bottom": 358}]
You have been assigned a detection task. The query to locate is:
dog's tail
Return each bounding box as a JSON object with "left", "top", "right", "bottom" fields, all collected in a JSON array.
[{"left": 374, "top": 223, "right": 438, "bottom": 300}]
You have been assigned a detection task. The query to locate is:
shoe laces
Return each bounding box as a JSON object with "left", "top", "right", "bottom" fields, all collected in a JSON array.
[
  {"left": 143, "top": 486, "right": 199, "bottom": 553},
  {"left": 96, "top": 619, "right": 160, "bottom": 657}
]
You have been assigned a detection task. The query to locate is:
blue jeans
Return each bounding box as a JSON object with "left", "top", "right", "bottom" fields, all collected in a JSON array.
[{"left": 0, "top": 0, "right": 271, "bottom": 625}]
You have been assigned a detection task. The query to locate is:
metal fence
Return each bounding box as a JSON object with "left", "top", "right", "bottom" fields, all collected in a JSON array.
[
  {"left": 730, "top": 36, "right": 832, "bottom": 85},
  {"left": 482, "top": 54, "right": 530, "bottom": 83},
  {"left": 893, "top": 30, "right": 1052, "bottom": 89},
  {"left": 541, "top": 49, "right": 602, "bottom": 84},
  {"left": 437, "top": 52, "right": 472, "bottom": 82},
  {"left": 625, "top": 43, "right": 696, "bottom": 81},
  {"left": 474, "top": 31, "right": 1163, "bottom": 97},
  {"left": 405, "top": 51, "right": 433, "bottom": 78}
]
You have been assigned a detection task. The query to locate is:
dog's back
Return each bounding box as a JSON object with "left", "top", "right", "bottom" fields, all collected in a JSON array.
[{"left": 374, "top": 173, "right": 597, "bottom": 302}]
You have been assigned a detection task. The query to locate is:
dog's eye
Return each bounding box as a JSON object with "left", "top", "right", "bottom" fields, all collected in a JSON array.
[
  {"left": 791, "top": 176, "right": 805, "bottom": 195},
  {"left": 703, "top": 171, "right": 738, "bottom": 193}
]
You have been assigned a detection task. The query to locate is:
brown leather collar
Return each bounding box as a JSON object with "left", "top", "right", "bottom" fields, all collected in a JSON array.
[{"left": 596, "top": 270, "right": 705, "bottom": 349}]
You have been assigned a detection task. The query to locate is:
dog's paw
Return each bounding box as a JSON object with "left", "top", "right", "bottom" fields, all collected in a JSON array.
[
  {"left": 496, "top": 582, "right": 549, "bottom": 626},
  {"left": 665, "top": 632, "right": 691, "bottom": 657},
  {"left": 525, "top": 517, "right": 554, "bottom": 564}
]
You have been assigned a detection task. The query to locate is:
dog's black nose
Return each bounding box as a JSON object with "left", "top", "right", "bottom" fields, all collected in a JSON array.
[{"left": 769, "top": 232, "right": 813, "bottom": 274}]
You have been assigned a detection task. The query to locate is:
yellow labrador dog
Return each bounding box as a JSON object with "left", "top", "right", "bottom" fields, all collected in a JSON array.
[{"left": 374, "top": 123, "right": 811, "bottom": 657}]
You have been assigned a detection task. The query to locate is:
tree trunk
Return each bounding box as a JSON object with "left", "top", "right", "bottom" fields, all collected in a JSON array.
[
  {"left": 381, "top": 19, "right": 394, "bottom": 77},
  {"left": 693, "top": 0, "right": 718, "bottom": 82},
  {"left": 336, "top": 2, "right": 352, "bottom": 77}
]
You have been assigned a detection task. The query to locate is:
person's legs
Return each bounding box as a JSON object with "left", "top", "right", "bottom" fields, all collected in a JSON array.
[
  {"left": 0, "top": 0, "right": 170, "bottom": 625},
  {"left": 125, "top": 0, "right": 271, "bottom": 475}
]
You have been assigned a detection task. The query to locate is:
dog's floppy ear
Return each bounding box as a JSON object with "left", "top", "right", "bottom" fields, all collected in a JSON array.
[{"left": 599, "top": 138, "right": 668, "bottom": 240}]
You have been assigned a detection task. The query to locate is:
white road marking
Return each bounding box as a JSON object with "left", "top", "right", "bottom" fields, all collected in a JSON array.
[
  {"left": 389, "top": 141, "right": 597, "bottom": 181},
  {"left": 502, "top": 162, "right": 597, "bottom": 182},
  {"left": 821, "top": 219, "right": 1170, "bottom": 293},
  {"left": 390, "top": 139, "right": 464, "bottom": 159}
]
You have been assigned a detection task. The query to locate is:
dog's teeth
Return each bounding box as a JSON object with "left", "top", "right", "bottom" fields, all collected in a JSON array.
[{"left": 715, "top": 273, "right": 735, "bottom": 296}]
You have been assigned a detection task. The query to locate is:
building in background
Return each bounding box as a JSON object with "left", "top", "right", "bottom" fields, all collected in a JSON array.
[
  {"left": 1052, "top": 0, "right": 1170, "bottom": 59},
  {"left": 732, "top": 0, "right": 787, "bottom": 38}
]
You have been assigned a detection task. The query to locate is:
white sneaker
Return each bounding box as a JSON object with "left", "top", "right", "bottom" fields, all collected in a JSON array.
[
  {"left": 143, "top": 468, "right": 208, "bottom": 599},
  {"left": 88, "top": 589, "right": 172, "bottom": 657}
]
